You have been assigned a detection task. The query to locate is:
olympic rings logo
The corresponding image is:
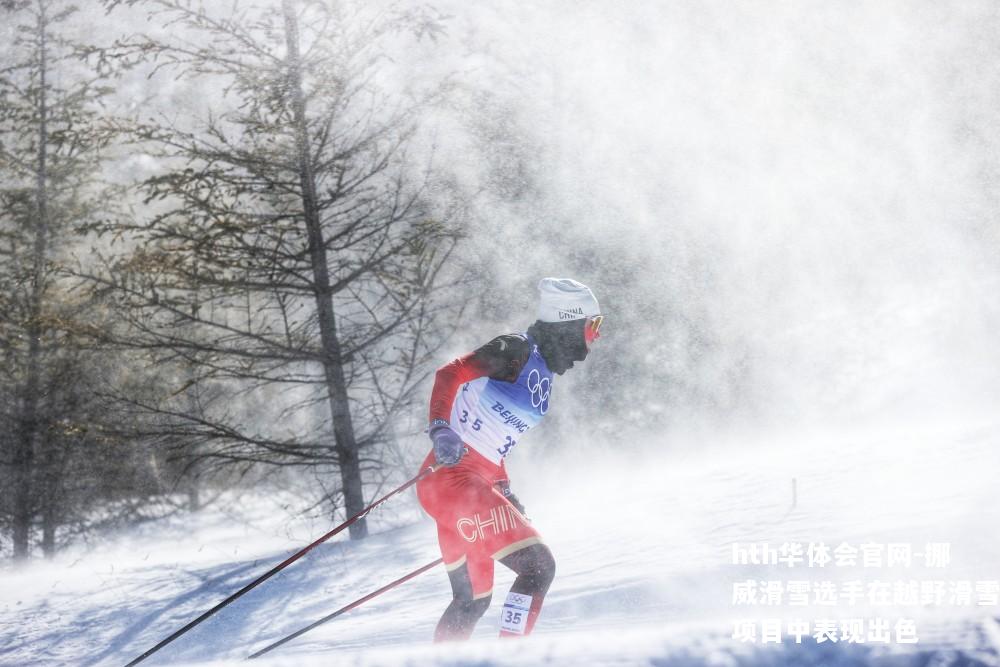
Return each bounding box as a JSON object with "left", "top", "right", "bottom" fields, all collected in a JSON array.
[{"left": 526, "top": 368, "right": 550, "bottom": 415}]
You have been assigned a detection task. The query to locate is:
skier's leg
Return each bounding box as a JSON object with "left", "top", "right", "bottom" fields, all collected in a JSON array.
[
  {"left": 417, "top": 451, "right": 540, "bottom": 640},
  {"left": 497, "top": 542, "right": 556, "bottom": 637},
  {"left": 419, "top": 452, "right": 486, "bottom": 641},
  {"left": 434, "top": 558, "right": 493, "bottom": 641}
]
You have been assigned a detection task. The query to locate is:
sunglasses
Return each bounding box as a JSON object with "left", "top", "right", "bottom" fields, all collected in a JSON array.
[{"left": 584, "top": 315, "right": 603, "bottom": 348}]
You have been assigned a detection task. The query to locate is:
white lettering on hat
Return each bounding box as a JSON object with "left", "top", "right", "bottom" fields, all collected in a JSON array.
[{"left": 536, "top": 278, "right": 600, "bottom": 323}]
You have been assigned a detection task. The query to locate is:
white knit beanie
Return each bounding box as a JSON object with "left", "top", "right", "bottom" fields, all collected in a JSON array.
[{"left": 536, "top": 278, "right": 601, "bottom": 323}]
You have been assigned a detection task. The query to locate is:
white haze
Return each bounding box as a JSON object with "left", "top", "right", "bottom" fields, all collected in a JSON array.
[
  {"left": 390, "top": 0, "right": 1000, "bottom": 433},
  {"left": 70, "top": 0, "right": 1000, "bottom": 438},
  {"left": 387, "top": 5, "right": 1000, "bottom": 635},
  {"left": 3, "top": 2, "right": 999, "bottom": 663}
]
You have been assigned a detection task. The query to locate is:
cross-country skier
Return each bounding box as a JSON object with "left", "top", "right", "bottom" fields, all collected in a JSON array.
[{"left": 416, "top": 278, "right": 603, "bottom": 641}]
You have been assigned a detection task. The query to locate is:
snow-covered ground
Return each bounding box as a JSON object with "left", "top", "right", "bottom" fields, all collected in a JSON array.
[{"left": 2, "top": 416, "right": 999, "bottom": 666}]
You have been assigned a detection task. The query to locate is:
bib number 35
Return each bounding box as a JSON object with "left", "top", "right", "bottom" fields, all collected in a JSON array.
[
  {"left": 499, "top": 592, "right": 532, "bottom": 635},
  {"left": 458, "top": 410, "right": 482, "bottom": 431}
]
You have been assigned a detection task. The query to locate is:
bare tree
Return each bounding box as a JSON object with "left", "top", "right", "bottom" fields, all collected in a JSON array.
[{"left": 88, "top": 0, "right": 465, "bottom": 538}]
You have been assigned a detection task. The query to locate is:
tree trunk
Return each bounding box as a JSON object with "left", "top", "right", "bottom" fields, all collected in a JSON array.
[
  {"left": 13, "top": 2, "right": 52, "bottom": 561},
  {"left": 282, "top": 0, "right": 367, "bottom": 539},
  {"left": 188, "top": 485, "right": 201, "bottom": 513},
  {"left": 40, "top": 427, "right": 61, "bottom": 558},
  {"left": 41, "top": 502, "right": 56, "bottom": 557}
]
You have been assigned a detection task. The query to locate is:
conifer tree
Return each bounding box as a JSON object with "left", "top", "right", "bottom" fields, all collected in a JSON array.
[
  {"left": 92, "top": 0, "right": 462, "bottom": 538},
  {"left": 0, "top": 0, "right": 126, "bottom": 558}
]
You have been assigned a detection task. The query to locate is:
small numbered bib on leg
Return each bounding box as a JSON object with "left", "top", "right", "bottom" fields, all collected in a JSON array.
[{"left": 498, "top": 592, "right": 533, "bottom": 635}]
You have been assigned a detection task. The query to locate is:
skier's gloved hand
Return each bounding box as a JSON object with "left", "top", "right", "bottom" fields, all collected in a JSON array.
[
  {"left": 496, "top": 480, "right": 526, "bottom": 517},
  {"left": 429, "top": 419, "right": 465, "bottom": 467}
]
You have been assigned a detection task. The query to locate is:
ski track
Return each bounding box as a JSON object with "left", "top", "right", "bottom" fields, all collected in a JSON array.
[{"left": 1, "top": 420, "right": 999, "bottom": 666}]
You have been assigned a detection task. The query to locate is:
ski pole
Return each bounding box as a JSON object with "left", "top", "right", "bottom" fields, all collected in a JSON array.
[
  {"left": 247, "top": 557, "right": 444, "bottom": 660},
  {"left": 124, "top": 465, "right": 439, "bottom": 667}
]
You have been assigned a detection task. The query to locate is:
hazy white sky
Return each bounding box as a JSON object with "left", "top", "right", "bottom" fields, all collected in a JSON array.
[
  {"left": 384, "top": 0, "right": 1000, "bottom": 428},
  {"left": 18, "top": 0, "right": 997, "bottom": 428}
]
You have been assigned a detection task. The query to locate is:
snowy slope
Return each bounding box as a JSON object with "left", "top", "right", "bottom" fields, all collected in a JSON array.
[{"left": 2, "top": 417, "right": 999, "bottom": 666}]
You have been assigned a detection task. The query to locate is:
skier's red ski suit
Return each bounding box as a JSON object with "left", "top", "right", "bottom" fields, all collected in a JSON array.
[{"left": 417, "top": 333, "right": 551, "bottom": 637}]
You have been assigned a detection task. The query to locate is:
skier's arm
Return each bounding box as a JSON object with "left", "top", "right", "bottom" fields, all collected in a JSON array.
[
  {"left": 428, "top": 334, "right": 530, "bottom": 423},
  {"left": 496, "top": 478, "right": 527, "bottom": 516},
  {"left": 492, "top": 459, "right": 526, "bottom": 514},
  {"left": 428, "top": 353, "right": 491, "bottom": 423}
]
